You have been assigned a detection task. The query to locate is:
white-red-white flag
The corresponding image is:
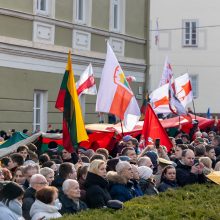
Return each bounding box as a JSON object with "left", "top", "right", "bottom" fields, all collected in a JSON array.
[
  {"left": 168, "top": 77, "right": 187, "bottom": 115},
  {"left": 159, "top": 56, "right": 173, "bottom": 87},
  {"left": 76, "top": 63, "right": 97, "bottom": 97}
]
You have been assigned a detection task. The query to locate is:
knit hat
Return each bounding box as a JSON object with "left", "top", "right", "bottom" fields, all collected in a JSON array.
[
  {"left": 137, "top": 166, "right": 153, "bottom": 180},
  {"left": 122, "top": 135, "right": 132, "bottom": 142}
]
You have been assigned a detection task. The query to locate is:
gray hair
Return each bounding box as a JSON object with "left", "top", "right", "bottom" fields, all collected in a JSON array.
[
  {"left": 30, "top": 174, "right": 47, "bottom": 187},
  {"left": 40, "top": 167, "right": 54, "bottom": 177},
  {"left": 62, "top": 179, "right": 78, "bottom": 193},
  {"left": 115, "top": 161, "right": 131, "bottom": 174},
  {"left": 137, "top": 157, "right": 151, "bottom": 167},
  {"left": 23, "top": 164, "right": 40, "bottom": 174}
]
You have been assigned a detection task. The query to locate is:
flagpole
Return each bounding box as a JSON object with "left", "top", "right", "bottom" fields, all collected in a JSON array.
[
  {"left": 120, "top": 120, "right": 124, "bottom": 137},
  {"left": 192, "top": 99, "right": 197, "bottom": 120}
]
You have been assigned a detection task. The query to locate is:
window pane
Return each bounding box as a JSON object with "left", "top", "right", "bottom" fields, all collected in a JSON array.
[
  {"left": 192, "top": 34, "right": 196, "bottom": 39},
  {"left": 114, "top": 4, "right": 118, "bottom": 29},
  {"left": 36, "top": 93, "right": 41, "bottom": 108},
  {"left": 36, "top": 109, "right": 40, "bottom": 124},
  {"left": 192, "top": 39, "right": 196, "bottom": 45},
  {"left": 185, "top": 40, "right": 189, "bottom": 44},
  {"left": 36, "top": 124, "right": 40, "bottom": 132},
  {"left": 78, "top": 0, "right": 83, "bottom": 20},
  {"left": 40, "top": 0, "right": 46, "bottom": 11},
  {"left": 185, "top": 34, "right": 190, "bottom": 39}
]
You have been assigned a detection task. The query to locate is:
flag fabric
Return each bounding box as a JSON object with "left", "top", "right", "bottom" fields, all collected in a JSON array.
[
  {"left": 159, "top": 56, "right": 173, "bottom": 87},
  {"left": 55, "top": 51, "right": 88, "bottom": 152},
  {"left": 150, "top": 73, "right": 193, "bottom": 114},
  {"left": 76, "top": 63, "right": 97, "bottom": 97},
  {"left": 141, "top": 104, "right": 173, "bottom": 152},
  {"left": 168, "top": 77, "right": 187, "bottom": 115},
  {"left": 96, "top": 43, "right": 141, "bottom": 130},
  {"left": 155, "top": 18, "right": 159, "bottom": 46},
  {"left": 140, "top": 93, "right": 150, "bottom": 115}
]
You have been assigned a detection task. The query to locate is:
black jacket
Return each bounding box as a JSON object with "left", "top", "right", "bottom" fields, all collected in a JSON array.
[
  {"left": 59, "top": 191, "right": 87, "bottom": 215},
  {"left": 51, "top": 175, "right": 65, "bottom": 191},
  {"left": 158, "top": 179, "right": 178, "bottom": 192},
  {"left": 22, "top": 187, "right": 36, "bottom": 220},
  {"left": 176, "top": 161, "right": 206, "bottom": 186},
  {"left": 84, "top": 172, "right": 111, "bottom": 208}
]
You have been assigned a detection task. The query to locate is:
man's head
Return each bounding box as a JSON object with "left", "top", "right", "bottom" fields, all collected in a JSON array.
[
  {"left": 194, "top": 144, "right": 206, "bottom": 157},
  {"left": 211, "top": 135, "right": 220, "bottom": 147},
  {"left": 181, "top": 134, "right": 190, "bottom": 144},
  {"left": 208, "top": 131, "right": 216, "bottom": 141},
  {"left": 121, "top": 147, "right": 137, "bottom": 164},
  {"left": 175, "top": 144, "right": 188, "bottom": 160},
  {"left": 59, "top": 162, "right": 77, "bottom": 180},
  {"left": 205, "top": 145, "right": 216, "bottom": 160},
  {"left": 8, "top": 153, "right": 24, "bottom": 170},
  {"left": 17, "top": 145, "right": 29, "bottom": 160},
  {"left": 30, "top": 174, "right": 48, "bottom": 191},
  {"left": 137, "top": 156, "right": 153, "bottom": 169},
  {"left": 115, "top": 161, "right": 133, "bottom": 181},
  {"left": 181, "top": 149, "right": 195, "bottom": 167},
  {"left": 61, "top": 149, "right": 72, "bottom": 160},
  {"left": 62, "top": 179, "right": 80, "bottom": 200},
  {"left": 23, "top": 164, "right": 40, "bottom": 183}
]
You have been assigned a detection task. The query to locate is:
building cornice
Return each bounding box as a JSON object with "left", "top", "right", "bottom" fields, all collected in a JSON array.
[{"left": 0, "top": 7, "right": 146, "bottom": 44}]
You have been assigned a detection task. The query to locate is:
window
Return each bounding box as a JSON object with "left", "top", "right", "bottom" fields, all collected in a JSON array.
[
  {"left": 74, "top": 0, "right": 91, "bottom": 25},
  {"left": 36, "top": 0, "right": 48, "bottom": 15},
  {"left": 110, "top": 0, "right": 125, "bottom": 33},
  {"left": 76, "top": 0, "right": 85, "bottom": 23},
  {"left": 190, "top": 75, "right": 198, "bottom": 98},
  {"left": 33, "top": 90, "right": 48, "bottom": 132},
  {"left": 34, "top": 0, "right": 55, "bottom": 17},
  {"left": 182, "top": 20, "right": 198, "bottom": 47}
]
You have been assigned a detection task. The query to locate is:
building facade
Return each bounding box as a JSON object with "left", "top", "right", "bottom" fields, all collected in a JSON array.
[
  {"left": 0, "top": 0, "right": 149, "bottom": 132},
  {"left": 150, "top": 0, "right": 220, "bottom": 115}
]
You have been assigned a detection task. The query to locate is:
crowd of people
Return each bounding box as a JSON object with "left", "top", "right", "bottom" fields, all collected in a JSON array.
[{"left": 0, "top": 125, "right": 220, "bottom": 220}]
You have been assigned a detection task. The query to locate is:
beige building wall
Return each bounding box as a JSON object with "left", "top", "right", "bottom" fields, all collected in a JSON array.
[{"left": 0, "top": 0, "right": 148, "bottom": 132}]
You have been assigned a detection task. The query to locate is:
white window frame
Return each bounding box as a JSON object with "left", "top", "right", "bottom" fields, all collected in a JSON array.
[
  {"left": 109, "top": 0, "right": 125, "bottom": 33},
  {"left": 182, "top": 19, "right": 198, "bottom": 47},
  {"left": 33, "top": 0, "right": 55, "bottom": 18},
  {"left": 73, "top": 0, "right": 92, "bottom": 26},
  {"left": 189, "top": 75, "right": 198, "bottom": 98},
  {"left": 33, "top": 90, "right": 48, "bottom": 132}
]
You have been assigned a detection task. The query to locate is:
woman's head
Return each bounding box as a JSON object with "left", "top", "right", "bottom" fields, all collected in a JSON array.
[
  {"left": 40, "top": 167, "right": 54, "bottom": 185},
  {"left": 89, "top": 159, "right": 106, "bottom": 178},
  {"left": 36, "top": 186, "right": 58, "bottom": 205},
  {"left": 161, "top": 165, "right": 176, "bottom": 182},
  {"left": 77, "top": 165, "right": 89, "bottom": 181},
  {"left": 0, "top": 182, "right": 24, "bottom": 206},
  {"left": 199, "top": 157, "right": 212, "bottom": 169},
  {"left": 13, "top": 167, "right": 25, "bottom": 185}
]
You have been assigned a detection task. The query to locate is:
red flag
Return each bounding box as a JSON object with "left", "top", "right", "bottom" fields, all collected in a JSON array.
[{"left": 141, "top": 104, "right": 173, "bottom": 152}]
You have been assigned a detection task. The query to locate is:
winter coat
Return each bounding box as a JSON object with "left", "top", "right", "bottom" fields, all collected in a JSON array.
[
  {"left": 139, "top": 178, "right": 159, "bottom": 196},
  {"left": 107, "top": 172, "right": 135, "bottom": 202},
  {"left": 22, "top": 187, "right": 36, "bottom": 220},
  {"left": 51, "top": 175, "right": 65, "bottom": 191},
  {"left": 157, "top": 179, "right": 178, "bottom": 192},
  {"left": 30, "top": 199, "right": 61, "bottom": 220},
  {"left": 176, "top": 161, "right": 206, "bottom": 186},
  {"left": 131, "top": 179, "right": 143, "bottom": 197},
  {"left": 59, "top": 191, "right": 87, "bottom": 215},
  {"left": 84, "top": 172, "right": 111, "bottom": 208},
  {"left": 0, "top": 200, "right": 24, "bottom": 220}
]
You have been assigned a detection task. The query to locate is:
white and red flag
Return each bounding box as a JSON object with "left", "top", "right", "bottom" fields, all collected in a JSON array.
[
  {"left": 76, "top": 63, "right": 97, "bottom": 97},
  {"left": 159, "top": 56, "right": 173, "bottom": 87},
  {"left": 150, "top": 73, "right": 193, "bottom": 114},
  {"left": 96, "top": 43, "right": 140, "bottom": 130}
]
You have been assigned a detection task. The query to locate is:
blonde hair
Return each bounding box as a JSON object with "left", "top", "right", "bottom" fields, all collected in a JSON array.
[
  {"left": 199, "top": 157, "right": 212, "bottom": 169},
  {"left": 89, "top": 159, "right": 105, "bottom": 175},
  {"left": 40, "top": 167, "right": 54, "bottom": 178}
]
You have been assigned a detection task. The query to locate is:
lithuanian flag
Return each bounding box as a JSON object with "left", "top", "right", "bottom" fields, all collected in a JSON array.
[{"left": 55, "top": 51, "right": 88, "bottom": 152}]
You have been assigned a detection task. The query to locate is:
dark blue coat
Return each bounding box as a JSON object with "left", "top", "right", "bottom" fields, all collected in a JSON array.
[{"left": 158, "top": 179, "right": 178, "bottom": 192}]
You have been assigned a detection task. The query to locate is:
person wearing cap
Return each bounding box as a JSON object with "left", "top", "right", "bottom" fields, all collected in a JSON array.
[
  {"left": 158, "top": 165, "right": 178, "bottom": 192},
  {"left": 137, "top": 166, "right": 158, "bottom": 196}
]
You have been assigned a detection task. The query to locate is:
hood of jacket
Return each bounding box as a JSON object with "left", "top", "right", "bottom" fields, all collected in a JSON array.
[
  {"left": 30, "top": 199, "right": 60, "bottom": 217},
  {"left": 84, "top": 172, "right": 109, "bottom": 189}
]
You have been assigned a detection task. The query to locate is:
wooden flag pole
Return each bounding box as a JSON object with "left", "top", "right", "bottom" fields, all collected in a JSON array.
[{"left": 192, "top": 99, "right": 197, "bottom": 120}]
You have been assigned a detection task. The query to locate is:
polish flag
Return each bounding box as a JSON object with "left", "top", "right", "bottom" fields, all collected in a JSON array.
[
  {"left": 159, "top": 56, "right": 173, "bottom": 87},
  {"left": 96, "top": 43, "right": 140, "bottom": 130},
  {"left": 76, "top": 63, "right": 97, "bottom": 97},
  {"left": 150, "top": 73, "right": 193, "bottom": 114}
]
